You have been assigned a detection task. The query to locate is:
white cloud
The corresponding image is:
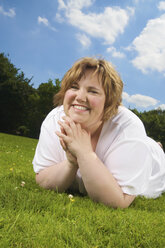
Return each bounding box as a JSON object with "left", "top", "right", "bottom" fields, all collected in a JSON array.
[
  {"left": 58, "top": 0, "right": 67, "bottom": 10},
  {"left": 0, "top": 6, "right": 16, "bottom": 17},
  {"left": 56, "top": 13, "right": 64, "bottom": 23},
  {"left": 158, "top": 1, "right": 165, "bottom": 11},
  {"left": 122, "top": 92, "right": 159, "bottom": 108},
  {"left": 76, "top": 33, "right": 91, "bottom": 48},
  {"left": 38, "top": 16, "right": 49, "bottom": 26},
  {"left": 58, "top": 0, "right": 93, "bottom": 10},
  {"left": 38, "top": 16, "right": 56, "bottom": 31},
  {"left": 57, "top": 0, "right": 134, "bottom": 45},
  {"left": 107, "top": 47, "right": 125, "bottom": 58},
  {"left": 156, "top": 104, "right": 165, "bottom": 110},
  {"left": 129, "top": 14, "right": 165, "bottom": 74}
]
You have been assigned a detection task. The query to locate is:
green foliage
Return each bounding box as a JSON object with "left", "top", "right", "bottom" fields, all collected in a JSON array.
[
  {"left": 131, "top": 108, "right": 165, "bottom": 149},
  {"left": 36, "top": 79, "right": 61, "bottom": 122},
  {"left": 0, "top": 53, "right": 61, "bottom": 139},
  {"left": 0, "top": 132, "right": 165, "bottom": 248},
  {"left": 0, "top": 53, "right": 35, "bottom": 134}
]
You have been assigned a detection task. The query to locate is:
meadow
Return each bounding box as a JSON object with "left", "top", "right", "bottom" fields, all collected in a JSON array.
[{"left": 0, "top": 132, "right": 165, "bottom": 248}]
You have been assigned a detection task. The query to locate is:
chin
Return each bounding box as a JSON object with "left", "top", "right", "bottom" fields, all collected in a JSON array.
[
  {"left": 69, "top": 115, "right": 86, "bottom": 126},
  {"left": 71, "top": 117, "right": 84, "bottom": 124}
]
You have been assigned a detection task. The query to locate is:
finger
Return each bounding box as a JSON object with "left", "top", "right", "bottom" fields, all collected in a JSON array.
[
  {"left": 68, "top": 118, "right": 77, "bottom": 130},
  {"left": 58, "top": 120, "right": 70, "bottom": 130},
  {"left": 62, "top": 116, "right": 78, "bottom": 129},
  {"left": 77, "top": 123, "right": 82, "bottom": 133},
  {"left": 76, "top": 123, "right": 91, "bottom": 139},
  {"left": 58, "top": 120, "right": 67, "bottom": 128},
  {"left": 55, "top": 131, "right": 70, "bottom": 143},
  {"left": 62, "top": 115, "right": 73, "bottom": 123},
  {"left": 61, "top": 117, "right": 77, "bottom": 131},
  {"left": 60, "top": 126, "right": 66, "bottom": 135},
  {"left": 60, "top": 138, "right": 67, "bottom": 151},
  {"left": 58, "top": 121, "right": 73, "bottom": 136}
]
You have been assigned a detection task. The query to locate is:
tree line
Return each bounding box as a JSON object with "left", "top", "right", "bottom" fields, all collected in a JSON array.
[{"left": 0, "top": 53, "right": 164, "bottom": 149}]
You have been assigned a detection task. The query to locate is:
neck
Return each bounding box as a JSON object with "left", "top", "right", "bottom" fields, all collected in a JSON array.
[{"left": 83, "top": 121, "right": 103, "bottom": 137}]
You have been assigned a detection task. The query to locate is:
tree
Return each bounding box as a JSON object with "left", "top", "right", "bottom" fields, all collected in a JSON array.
[
  {"left": 28, "top": 79, "right": 61, "bottom": 138},
  {"left": 37, "top": 79, "right": 61, "bottom": 119},
  {"left": 0, "top": 53, "right": 61, "bottom": 138},
  {"left": 131, "top": 108, "right": 165, "bottom": 149},
  {"left": 0, "top": 53, "right": 34, "bottom": 135}
]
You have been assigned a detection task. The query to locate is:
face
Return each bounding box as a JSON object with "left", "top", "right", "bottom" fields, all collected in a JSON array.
[{"left": 63, "top": 69, "right": 106, "bottom": 133}]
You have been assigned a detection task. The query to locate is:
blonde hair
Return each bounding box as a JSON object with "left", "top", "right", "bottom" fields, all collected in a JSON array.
[{"left": 54, "top": 57, "right": 123, "bottom": 121}]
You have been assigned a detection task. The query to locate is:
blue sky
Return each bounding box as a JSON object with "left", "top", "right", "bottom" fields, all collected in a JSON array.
[{"left": 0, "top": 0, "right": 165, "bottom": 111}]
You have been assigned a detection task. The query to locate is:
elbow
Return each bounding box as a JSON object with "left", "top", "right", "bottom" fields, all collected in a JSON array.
[
  {"left": 35, "top": 172, "right": 65, "bottom": 193},
  {"left": 103, "top": 200, "right": 130, "bottom": 209},
  {"left": 104, "top": 199, "right": 133, "bottom": 209},
  {"left": 35, "top": 173, "right": 40, "bottom": 185},
  {"left": 89, "top": 193, "right": 135, "bottom": 209},
  {"left": 35, "top": 173, "right": 48, "bottom": 189},
  {"left": 35, "top": 173, "right": 53, "bottom": 190},
  {"left": 113, "top": 201, "right": 131, "bottom": 209},
  {"left": 106, "top": 194, "right": 136, "bottom": 209}
]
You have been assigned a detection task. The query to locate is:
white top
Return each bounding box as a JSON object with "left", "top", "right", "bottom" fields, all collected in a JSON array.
[{"left": 33, "top": 105, "right": 165, "bottom": 198}]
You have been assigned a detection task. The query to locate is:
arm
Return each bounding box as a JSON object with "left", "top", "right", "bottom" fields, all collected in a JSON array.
[
  {"left": 77, "top": 151, "right": 135, "bottom": 208},
  {"left": 36, "top": 160, "right": 78, "bottom": 193},
  {"left": 56, "top": 118, "right": 135, "bottom": 208},
  {"left": 34, "top": 119, "right": 78, "bottom": 193}
]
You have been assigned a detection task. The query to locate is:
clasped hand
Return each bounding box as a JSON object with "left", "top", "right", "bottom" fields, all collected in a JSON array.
[{"left": 56, "top": 116, "right": 93, "bottom": 166}]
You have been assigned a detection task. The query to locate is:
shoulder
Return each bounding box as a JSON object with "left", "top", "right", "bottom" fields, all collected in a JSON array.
[
  {"left": 104, "top": 106, "right": 146, "bottom": 139},
  {"left": 113, "top": 106, "right": 146, "bottom": 136},
  {"left": 145, "top": 136, "right": 165, "bottom": 160},
  {"left": 42, "top": 105, "right": 65, "bottom": 130},
  {"left": 97, "top": 107, "right": 146, "bottom": 158},
  {"left": 44, "top": 105, "right": 64, "bottom": 122},
  {"left": 112, "top": 106, "right": 144, "bottom": 127}
]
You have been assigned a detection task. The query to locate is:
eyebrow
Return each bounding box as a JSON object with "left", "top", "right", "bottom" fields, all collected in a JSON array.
[
  {"left": 71, "top": 82, "right": 101, "bottom": 91},
  {"left": 88, "top": 86, "right": 100, "bottom": 91}
]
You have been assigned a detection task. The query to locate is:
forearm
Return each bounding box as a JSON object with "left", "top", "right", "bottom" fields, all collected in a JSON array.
[
  {"left": 77, "top": 152, "right": 135, "bottom": 208},
  {"left": 35, "top": 160, "right": 78, "bottom": 192}
]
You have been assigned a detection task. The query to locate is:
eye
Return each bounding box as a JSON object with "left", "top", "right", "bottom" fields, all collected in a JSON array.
[
  {"left": 88, "top": 89, "right": 99, "bottom": 94},
  {"left": 70, "top": 83, "right": 79, "bottom": 90},
  {"left": 90, "top": 91, "right": 97, "bottom": 94}
]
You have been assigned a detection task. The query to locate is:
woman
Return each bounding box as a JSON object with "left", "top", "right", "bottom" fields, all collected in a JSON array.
[{"left": 33, "top": 57, "right": 165, "bottom": 208}]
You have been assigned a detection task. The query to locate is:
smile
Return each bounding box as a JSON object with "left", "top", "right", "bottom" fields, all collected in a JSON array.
[{"left": 72, "top": 105, "right": 90, "bottom": 111}]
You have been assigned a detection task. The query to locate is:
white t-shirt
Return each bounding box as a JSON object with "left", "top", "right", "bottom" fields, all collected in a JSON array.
[{"left": 33, "top": 105, "right": 165, "bottom": 198}]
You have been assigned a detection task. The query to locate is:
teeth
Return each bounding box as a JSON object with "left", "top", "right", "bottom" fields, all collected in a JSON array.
[{"left": 73, "top": 105, "right": 88, "bottom": 110}]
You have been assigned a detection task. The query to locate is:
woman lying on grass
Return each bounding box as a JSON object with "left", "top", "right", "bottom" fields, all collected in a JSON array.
[{"left": 33, "top": 57, "right": 165, "bottom": 209}]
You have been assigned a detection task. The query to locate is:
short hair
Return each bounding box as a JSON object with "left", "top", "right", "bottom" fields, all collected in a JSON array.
[{"left": 53, "top": 57, "right": 123, "bottom": 121}]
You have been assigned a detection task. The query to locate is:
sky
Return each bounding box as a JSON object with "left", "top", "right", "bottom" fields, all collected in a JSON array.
[{"left": 0, "top": 0, "right": 165, "bottom": 112}]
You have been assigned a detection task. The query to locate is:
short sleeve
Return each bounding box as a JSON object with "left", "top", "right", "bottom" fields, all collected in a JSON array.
[
  {"left": 104, "top": 139, "right": 153, "bottom": 196},
  {"left": 32, "top": 113, "right": 65, "bottom": 173}
]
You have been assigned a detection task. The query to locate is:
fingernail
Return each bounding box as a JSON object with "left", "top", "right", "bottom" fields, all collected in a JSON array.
[{"left": 55, "top": 131, "right": 59, "bottom": 136}]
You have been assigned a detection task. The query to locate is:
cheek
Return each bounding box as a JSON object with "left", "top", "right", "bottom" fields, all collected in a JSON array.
[
  {"left": 89, "top": 96, "right": 105, "bottom": 109},
  {"left": 63, "top": 90, "right": 75, "bottom": 104}
]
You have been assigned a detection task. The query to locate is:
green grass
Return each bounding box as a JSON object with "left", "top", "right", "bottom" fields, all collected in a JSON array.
[{"left": 0, "top": 132, "right": 165, "bottom": 248}]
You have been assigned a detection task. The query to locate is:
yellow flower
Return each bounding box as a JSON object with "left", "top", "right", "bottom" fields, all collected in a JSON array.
[
  {"left": 68, "top": 194, "right": 75, "bottom": 202},
  {"left": 10, "top": 168, "right": 13, "bottom": 171}
]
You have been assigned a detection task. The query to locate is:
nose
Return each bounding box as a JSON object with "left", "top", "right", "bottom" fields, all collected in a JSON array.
[{"left": 75, "top": 88, "right": 87, "bottom": 102}]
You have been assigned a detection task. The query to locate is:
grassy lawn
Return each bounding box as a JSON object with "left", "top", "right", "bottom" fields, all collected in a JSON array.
[{"left": 0, "top": 132, "right": 165, "bottom": 248}]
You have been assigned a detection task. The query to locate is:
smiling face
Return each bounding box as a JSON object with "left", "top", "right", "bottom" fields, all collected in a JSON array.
[{"left": 63, "top": 69, "right": 106, "bottom": 134}]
